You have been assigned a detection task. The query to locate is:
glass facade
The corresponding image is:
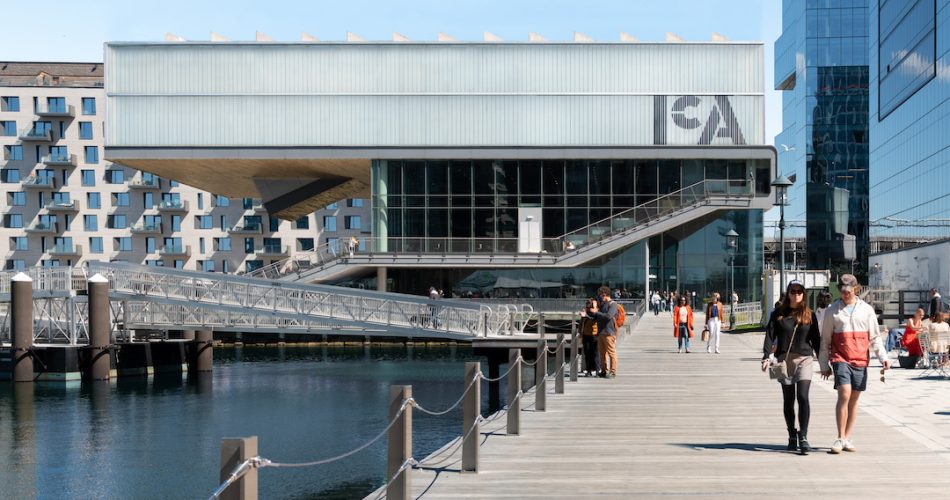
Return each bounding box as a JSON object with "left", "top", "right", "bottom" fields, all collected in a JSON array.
[
  {"left": 776, "top": 0, "right": 870, "bottom": 279},
  {"left": 370, "top": 158, "right": 768, "bottom": 299},
  {"left": 869, "top": 0, "right": 950, "bottom": 241}
]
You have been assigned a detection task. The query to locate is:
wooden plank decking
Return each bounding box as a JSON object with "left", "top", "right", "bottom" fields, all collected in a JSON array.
[{"left": 380, "top": 312, "right": 950, "bottom": 498}]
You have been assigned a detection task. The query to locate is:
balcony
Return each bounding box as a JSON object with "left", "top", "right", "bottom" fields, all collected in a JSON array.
[
  {"left": 129, "top": 178, "right": 161, "bottom": 189},
  {"left": 130, "top": 222, "right": 162, "bottom": 234},
  {"left": 25, "top": 222, "right": 58, "bottom": 234},
  {"left": 258, "top": 245, "right": 289, "bottom": 257},
  {"left": 228, "top": 224, "right": 263, "bottom": 235},
  {"left": 155, "top": 200, "right": 189, "bottom": 212},
  {"left": 22, "top": 176, "right": 55, "bottom": 189},
  {"left": 45, "top": 200, "right": 79, "bottom": 212},
  {"left": 158, "top": 245, "right": 190, "bottom": 257},
  {"left": 49, "top": 244, "right": 82, "bottom": 257},
  {"left": 35, "top": 103, "right": 75, "bottom": 118},
  {"left": 252, "top": 201, "right": 267, "bottom": 212},
  {"left": 41, "top": 153, "right": 77, "bottom": 167},
  {"left": 19, "top": 127, "right": 52, "bottom": 142}
]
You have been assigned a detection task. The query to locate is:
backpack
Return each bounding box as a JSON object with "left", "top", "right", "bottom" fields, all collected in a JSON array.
[{"left": 615, "top": 303, "right": 626, "bottom": 328}]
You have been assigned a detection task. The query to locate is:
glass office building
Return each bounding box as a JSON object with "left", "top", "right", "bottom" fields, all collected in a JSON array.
[
  {"left": 869, "top": 0, "right": 950, "bottom": 242},
  {"left": 775, "top": 0, "right": 871, "bottom": 279}
]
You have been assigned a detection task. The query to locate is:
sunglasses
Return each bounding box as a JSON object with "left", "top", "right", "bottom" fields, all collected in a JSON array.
[
  {"left": 880, "top": 368, "right": 886, "bottom": 384},
  {"left": 788, "top": 289, "right": 805, "bottom": 295}
]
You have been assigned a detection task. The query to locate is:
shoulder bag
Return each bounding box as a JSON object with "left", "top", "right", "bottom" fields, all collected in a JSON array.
[{"left": 769, "top": 322, "right": 799, "bottom": 381}]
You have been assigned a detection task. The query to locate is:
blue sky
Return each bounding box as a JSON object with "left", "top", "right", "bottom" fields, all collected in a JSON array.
[{"left": 3, "top": 0, "right": 784, "bottom": 141}]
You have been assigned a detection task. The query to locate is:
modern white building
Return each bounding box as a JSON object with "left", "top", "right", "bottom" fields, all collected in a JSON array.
[{"left": 0, "top": 62, "right": 369, "bottom": 273}]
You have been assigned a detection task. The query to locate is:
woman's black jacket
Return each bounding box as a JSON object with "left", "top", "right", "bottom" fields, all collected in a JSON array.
[{"left": 762, "top": 309, "right": 820, "bottom": 361}]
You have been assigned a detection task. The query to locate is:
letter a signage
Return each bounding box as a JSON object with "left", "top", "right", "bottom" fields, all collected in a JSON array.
[{"left": 653, "top": 95, "right": 746, "bottom": 145}]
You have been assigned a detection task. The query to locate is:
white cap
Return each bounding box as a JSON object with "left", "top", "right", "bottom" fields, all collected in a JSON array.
[
  {"left": 88, "top": 273, "right": 109, "bottom": 283},
  {"left": 11, "top": 272, "right": 32, "bottom": 282}
]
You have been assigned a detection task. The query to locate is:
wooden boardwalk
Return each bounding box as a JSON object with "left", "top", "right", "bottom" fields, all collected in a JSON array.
[{"left": 392, "top": 312, "right": 950, "bottom": 498}]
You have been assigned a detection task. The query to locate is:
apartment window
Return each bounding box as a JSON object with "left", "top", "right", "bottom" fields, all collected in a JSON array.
[
  {"left": 84, "top": 214, "right": 98, "bottom": 231},
  {"left": 107, "top": 214, "right": 127, "bottom": 229},
  {"left": 199, "top": 238, "right": 206, "bottom": 254},
  {"left": 143, "top": 215, "right": 162, "bottom": 230},
  {"left": 4, "top": 214, "right": 22, "bottom": 228},
  {"left": 89, "top": 237, "right": 103, "bottom": 254},
  {"left": 79, "top": 122, "right": 93, "bottom": 140},
  {"left": 1, "top": 96, "right": 20, "bottom": 112},
  {"left": 1, "top": 121, "right": 15, "bottom": 136},
  {"left": 347, "top": 198, "right": 364, "bottom": 208},
  {"left": 112, "top": 192, "right": 130, "bottom": 207},
  {"left": 42, "top": 259, "right": 62, "bottom": 268},
  {"left": 11, "top": 237, "right": 28, "bottom": 251},
  {"left": 4, "top": 145, "right": 23, "bottom": 161},
  {"left": 146, "top": 260, "right": 164, "bottom": 267},
  {"left": 214, "top": 195, "right": 230, "bottom": 207},
  {"left": 222, "top": 260, "right": 230, "bottom": 273},
  {"left": 46, "top": 97, "right": 65, "bottom": 113},
  {"left": 326, "top": 202, "right": 338, "bottom": 210},
  {"left": 114, "top": 237, "right": 132, "bottom": 251},
  {"left": 269, "top": 216, "right": 279, "bottom": 232},
  {"left": 5, "top": 259, "right": 25, "bottom": 270},
  {"left": 1, "top": 168, "right": 19, "bottom": 183},
  {"left": 345, "top": 215, "right": 362, "bottom": 230},
  {"left": 214, "top": 237, "right": 232, "bottom": 251},
  {"left": 33, "top": 121, "right": 51, "bottom": 135},
  {"left": 86, "top": 192, "right": 101, "bottom": 209},
  {"left": 81, "top": 170, "right": 96, "bottom": 186},
  {"left": 143, "top": 192, "right": 154, "bottom": 208},
  {"left": 244, "top": 237, "right": 255, "bottom": 254},
  {"left": 243, "top": 198, "right": 254, "bottom": 210},
  {"left": 200, "top": 260, "right": 215, "bottom": 272},
  {"left": 197, "top": 193, "right": 204, "bottom": 210},
  {"left": 81, "top": 97, "right": 96, "bottom": 115},
  {"left": 169, "top": 180, "right": 179, "bottom": 187},
  {"left": 219, "top": 215, "right": 228, "bottom": 230},
  {"left": 38, "top": 214, "right": 55, "bottom": 230},
  {"left": 84, "top": 146, "right": 99, "bottom": 164},
  {"left": 326, "top": 237, "right": 340, "bottom": 253},
  {"left": 245, "top": 260, "right": 264, "bottom": 272},
  {"left": 197, "top": 215, "right": 213, "bottom": 229},
  {"left": 171, "top": 215, "right": 182, "bottom": 232},
  {"left": 173, "top": 260, "right": 185, "bottom": 269},
  {"left": 145, "top": 237, "right": 157, "bottom": 253},
  {"left": 323, "top": 216, "right": 337, "bottom": 232},
  {"left": 296, "top": 216, "right": 310, "bottom": 230},
  {"left": 262, "top": 237, "right": 281, "bottom": 253},
  {"left": 297, "top": 238, "right": 315, "bottom": 251},
  {"left": 61, "top": 168, "right": 69, "bottom": 186},
  {"left": 8, "top": 191, "right": 25, "bottom": 206}
]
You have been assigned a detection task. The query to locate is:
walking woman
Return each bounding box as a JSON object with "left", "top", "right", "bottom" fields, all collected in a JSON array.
[
  {"left": 673, "top": 295, "right": 693, "bottom": 353},
  {"left": 761, "top": 280, "right": 820, "bottom": 454},
  {"left": 580, "top": 299, "right": 600, "bottom": 376},
  {"left": 705, "top": 293, "right": 724, "bottom": 354}
]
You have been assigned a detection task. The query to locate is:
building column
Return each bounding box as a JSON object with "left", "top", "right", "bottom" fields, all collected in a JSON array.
[
  {"left": 644, "top": 242, "right": 650, "bottom": 300},
  {"left": 377, "top": 267, "right": 388, "bottom": 292},
  {"left": 373, "top": 160, "right": 388, "bottom": 252}
]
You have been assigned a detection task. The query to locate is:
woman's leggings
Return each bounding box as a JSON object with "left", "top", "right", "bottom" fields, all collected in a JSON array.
[{"left": 781, "top": 380, "right": 811, "bottom": 435}]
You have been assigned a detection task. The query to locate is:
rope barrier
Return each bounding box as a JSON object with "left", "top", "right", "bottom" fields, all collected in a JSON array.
[
  {"left": 415, "top": 415, "right": 484, "bottom": 468},
  {"left": 479, "top": 356, "right": 522, "bottom": 382},
  {"left": 411, "top": 375, "right": 480, "bottom": 416}
]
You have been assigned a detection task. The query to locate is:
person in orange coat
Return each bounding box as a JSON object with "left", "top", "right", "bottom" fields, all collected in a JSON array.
[{"left": 673, "top": 295, "right": 694, "bottom": 353}]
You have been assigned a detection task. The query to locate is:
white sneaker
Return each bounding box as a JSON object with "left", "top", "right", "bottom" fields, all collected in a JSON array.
[
  {"left": 831, "top": 439, "right": 844, "bottom": 454},
  {"left": 843, "top": 439, "right": 855, "bottom": 452},
  {"left": 715, "top": 349, "right": 721, "bottom": 354},
  {"left": 706, "top": 346, "right": 712, "bottom": 353},
  {"left": 677, "top": 348, "right": 682, "bottom": 353}
]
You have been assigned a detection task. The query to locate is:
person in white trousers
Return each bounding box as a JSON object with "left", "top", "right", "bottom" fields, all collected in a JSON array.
[{"left": 705, "top": 293, "right": 725, "bottom": 353}]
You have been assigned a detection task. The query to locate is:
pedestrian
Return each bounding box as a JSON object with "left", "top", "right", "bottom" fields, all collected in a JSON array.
[
  {"left": 673, "top": 295, "right": 693, "bottom": 353},
  {"left": 899, "top": 308, "right": 925, "bottom": 361},
  {"left": 731, "top": 291, "right": 739, "bottom": 306},
  {"left": 670, "top": 291, "right": 678, "bottom": 314},
  {"left": 651, "top": 291, "right": 661, "bottom": 316},
  {"left": 761, "top": 280, "right": 821, "bottom": 454},
  {"left": 815, "top": 291, "right": 833, "bottom": 330},
  {"left": 582, "top": 286, "right": 620, "bottom": 378},
  {"left": 819, "top": 274, "right": 890, "bottom": 454},
  {"left": 929, "top": 288, "right": 943, "bottom": 318},
  {"left": 347, "top": 235, "right": 359, "bottom": 256},
  {"left": 705, "top": 292, "right": 724, "bottom": 354},
  {"left": 579, "top": 299, "right": 600, "bottom": 377}
]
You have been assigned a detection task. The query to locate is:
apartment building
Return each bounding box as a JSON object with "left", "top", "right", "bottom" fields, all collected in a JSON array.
[{"left": 0, "top": 62, "right": 368, "bottom": 272}]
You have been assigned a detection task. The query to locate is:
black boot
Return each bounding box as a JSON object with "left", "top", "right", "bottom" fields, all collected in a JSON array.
[
  {"left": 787, "top": 430, "right": 798, "bottom": 451},
  {"left": 798, "top": 432, "right": 810, "bottom": 455}
]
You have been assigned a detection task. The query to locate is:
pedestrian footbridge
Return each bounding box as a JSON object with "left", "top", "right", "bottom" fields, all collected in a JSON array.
[
  {"left": 0, "top": 263, "right": 534, "bottom": 345},
  {"left": 249, "top": 180, "right": 761, "bottom": 283}
]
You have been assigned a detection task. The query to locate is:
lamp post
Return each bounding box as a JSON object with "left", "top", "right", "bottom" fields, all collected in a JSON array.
[
  {"left": 771, "top": 175, "right": 794, "bottom": 290},
  {"left": 725, "top": 229, "right": 738, "bottom": 328}
]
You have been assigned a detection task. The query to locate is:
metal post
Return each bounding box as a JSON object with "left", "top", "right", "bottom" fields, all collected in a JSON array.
[
  {"left": 11, "top": 273, "right": 33, "bottom": 383},
  {"left": 387, "top": 385, "right": 412, "bottom": 500},
  {"left": 779, "top": 202, "right": 786, "bottom": 291},
  {"left": 219, "top": 436, "right": 258, "bottom": 500},
  {"left": 555, "top": 333, "right": 565, "bottom": 394},
  {"left": 462, "top": 362, "right": 480, "bottom": 473},
  {"left": 569, "top": 313, "right": 578, "bottom": 382},
  {"left": 536, "top": 313, "right": 546, "bottom": 412},
  {"left": 729, "top": 256, "right": 736, "bottom": 328},
  {"left": 88, "top": 274, "right": 111, "bottom": 381},
  {"left": 195, "top": 330, "right": 213, "bottom": 372},
  {"left": 507, "top": 349, "right": 521, "bottom": 435},
  {"left": 508, "top": 310, "right": 516, "bottom": 335}
]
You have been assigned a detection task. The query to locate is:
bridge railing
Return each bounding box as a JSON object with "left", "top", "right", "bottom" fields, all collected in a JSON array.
[{"left": 731, "top": 301, "right": 764, "bottom": 328}]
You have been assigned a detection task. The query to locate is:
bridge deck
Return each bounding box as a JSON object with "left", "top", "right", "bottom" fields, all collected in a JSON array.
[{"left": 393, "top": 312, "right": 950, "bottom": 498}]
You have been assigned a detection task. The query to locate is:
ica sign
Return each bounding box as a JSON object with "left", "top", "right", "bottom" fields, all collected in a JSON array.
[{"left": 654, "top": 95, "right": 746, "bottom": 145}]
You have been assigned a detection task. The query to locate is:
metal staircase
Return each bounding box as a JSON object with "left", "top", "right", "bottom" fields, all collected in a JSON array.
[{"left": 250, "top": 179, "right": 758, "bottom": 283}]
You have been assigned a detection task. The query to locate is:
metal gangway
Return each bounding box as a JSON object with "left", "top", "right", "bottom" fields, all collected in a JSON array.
[
  {"left": 248, "top": 179, "right": 757, "bottom": 283},
  {"left": 0, "top": 263, "right": 535, "bottom": 345}
]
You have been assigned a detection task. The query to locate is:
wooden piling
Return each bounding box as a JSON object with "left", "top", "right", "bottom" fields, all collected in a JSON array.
[
  {"left": 555, "top": 333, "right": 565, "bottom": 394},
  {"left": 11, "top": 273, "right": 33, "bottom": 383},
  {"left": 536, "top": 313, "right": 546, "bottom": 412},
  {"left": 195, "top": 330, "right": 213, "bottom": 372},
  {"left": 87, "top": 274, "right": 111, "bottom": 381},
  {"left": 387, "top": 385, "right": 412, "bottom": 500},
  {"left": 219, "top": 436, "right": 258, "bottom": 500},
  {"left": 462, "top": 362, "right": 480, "bottom": 472},
  {"left": 569, "top": 313, "right": 579, "bottom": 382},
  {"left": 507, "top": 349, "right": 521, "bottom": 435}
]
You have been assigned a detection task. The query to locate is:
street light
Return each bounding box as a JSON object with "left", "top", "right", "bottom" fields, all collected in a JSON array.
[
  {"left": 725, "top": 229, "right": 739, "bottom": 328},
  {"left": 771, "top": 174, "right": 794, "bottom": 290}
]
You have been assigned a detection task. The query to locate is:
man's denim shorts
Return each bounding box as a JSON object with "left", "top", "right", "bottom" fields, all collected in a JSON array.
[{"left": 832, "top": 361, "right": 868, "bottom": 391}]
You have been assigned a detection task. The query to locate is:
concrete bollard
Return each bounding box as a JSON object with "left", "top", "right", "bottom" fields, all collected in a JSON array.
[
  {"left": 194, "top": 330, "right": 213, "bottom": 372},
  {"left": 555, "top": 333, "right": 565, "bottom": 394},
  {"left": 387, "top": 385, "right": 412, "bottom": 500},
  {"left": 462, "top": 362, "right": 480, "bottom": 473},
  {"left": 11, "top": 273, "right": 34, "bottom": 383},
  {"left": 88, "top": 274, "right": 111, "bottom": 381},
  {"left": 219, "top": 436, "right": 258, "bottom": 500},
  {"left": 181, "top": 330, "right": 196, "bottom": 341},
  {"left": 536, "top": 313, "right": 546, "bottom": 412},
  {"left": 507, "top": 349, "right": 521, "bottom": 435},
  {"left": 569, "top": 314, "right": 579, "bottom": 382}
]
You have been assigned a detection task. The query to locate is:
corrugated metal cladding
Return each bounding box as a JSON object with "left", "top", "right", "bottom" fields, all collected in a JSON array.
[{"left": 105, "top": 42, "right": 765, "bottom": 148}]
